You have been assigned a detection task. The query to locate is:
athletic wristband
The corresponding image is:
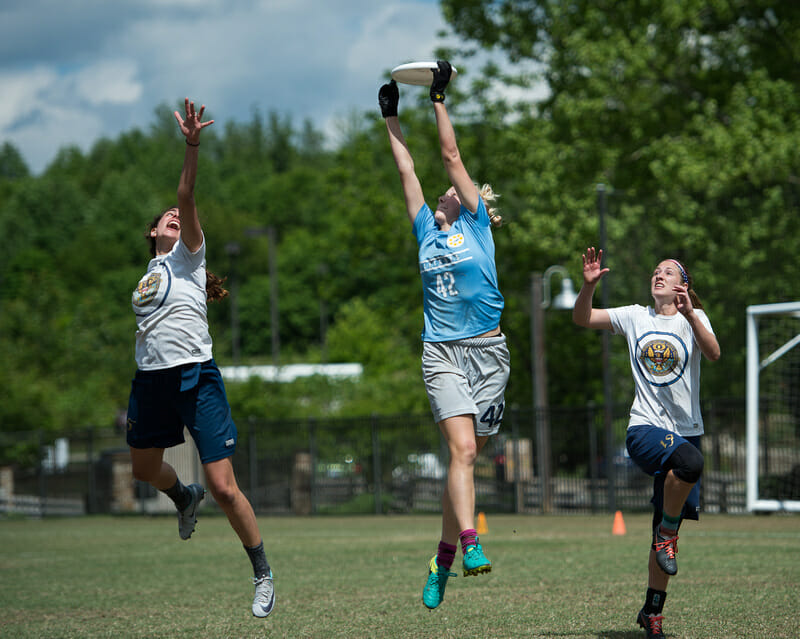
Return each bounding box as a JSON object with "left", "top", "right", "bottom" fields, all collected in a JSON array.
[{"left": 430, "top": 91, "right": 445, "bottom": 103}]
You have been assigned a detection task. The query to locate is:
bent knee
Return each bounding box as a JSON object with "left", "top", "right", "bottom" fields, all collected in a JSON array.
[
  {"left": 207, "top": 481, "right": 239, "bottom": 507},
  {"left": 131, "top": 466, "right": 153, "bottom": 483},
  {"left": 668, "top": 443, "right": 704, "bottom": 484},
  {"left": 131, "top": 460, "right": 160, "bottom": 483}
]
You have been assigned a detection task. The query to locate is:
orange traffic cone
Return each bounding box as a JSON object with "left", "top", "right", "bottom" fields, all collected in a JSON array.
[
  {"left": 476, "top": 511, "right": 489, "bottom": 535},
  {"left": 612, "top": 510, "right": 626, "bottom": 536}
]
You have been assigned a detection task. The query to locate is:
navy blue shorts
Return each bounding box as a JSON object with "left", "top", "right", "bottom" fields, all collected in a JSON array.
[
  {"left": 626, "top": 425, "right": 701, "bottom": 527},
  {"left": 126, "top": 359, "right": 237, "bottom": 464}
]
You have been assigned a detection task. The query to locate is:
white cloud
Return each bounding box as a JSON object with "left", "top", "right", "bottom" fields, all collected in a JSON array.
[
  {"left": 143, "top": 0, "right": 221, "bottom": 6},
  {"left": 74, "top": 60, "right": 143, "bottom": 106},
  {"left": 347, "top": 3, "right": 448, "bottom": 75},
  {"left": 0, "top": 1, "right": 467, "bottom": 174},
  {"left": 0, "top": 60, "right": 145, "bottom": 171},
  {"left": 4, "top": 105, "right": 106, "bottom": 172},
  {"left": 0, "top": 67, "right": 57, "bottom": 130}
]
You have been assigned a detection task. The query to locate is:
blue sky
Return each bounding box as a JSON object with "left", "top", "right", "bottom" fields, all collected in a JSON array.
[{"left": 0, "top": 0, "right": 454, "bottom": 174}]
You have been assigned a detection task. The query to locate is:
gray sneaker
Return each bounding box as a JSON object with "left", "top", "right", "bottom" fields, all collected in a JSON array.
[
  {"left": 177, "top": 483, "right": 205, "bottom": 540},
  {"left": 252, "top": 570, "right": 275, "bottom": 618}
]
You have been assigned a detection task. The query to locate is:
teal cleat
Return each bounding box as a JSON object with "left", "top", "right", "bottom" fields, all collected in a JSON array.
[
  {"left": 462, "top": 540, "right": 491, "bottom": 576},
  {"left": 422, "top": 556, "right": 456, "bottom": 610}
]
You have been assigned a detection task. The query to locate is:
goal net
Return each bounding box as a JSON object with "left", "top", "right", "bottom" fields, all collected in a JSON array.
[{"left": 746, "top": 302, "right": 800, "bottom": 512}]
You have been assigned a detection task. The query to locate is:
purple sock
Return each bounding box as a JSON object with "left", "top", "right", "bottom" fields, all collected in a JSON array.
[
  {"left": 459, "top": 528, "right": 478, "bottom": 554},
  {"left": 436, "top": 541, "right": 457, "bottom": 570}
]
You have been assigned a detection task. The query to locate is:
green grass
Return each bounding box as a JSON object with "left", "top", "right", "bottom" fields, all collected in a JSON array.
[{"left": 1, "top": 513, "right": 797, "bottom": 638}]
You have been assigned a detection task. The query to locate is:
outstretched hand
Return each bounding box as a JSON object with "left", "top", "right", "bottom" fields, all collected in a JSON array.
[
  {"left": 673, "top": 284, "right": 694, "bottom": 316},
  {"left": 174, "top": 98, "right": 214, "bottom": 145},
  {"left": 379, "top": 80, "right": 399, "bottom": 118},
  {"left": 581, "top": 247, "right": 610, "bottom": 285},
  {"left": 430, "top": 60, "right": 452, "bottom": 102}
]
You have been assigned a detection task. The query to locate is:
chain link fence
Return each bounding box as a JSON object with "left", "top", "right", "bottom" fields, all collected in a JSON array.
[{"left": 0, "top": 398, "right": 773, "bottom": 518}]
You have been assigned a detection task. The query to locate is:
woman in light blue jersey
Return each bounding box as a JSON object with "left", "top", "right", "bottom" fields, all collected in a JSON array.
[{"left": 379, "top": 62, "right": 510, "bottom": 610}]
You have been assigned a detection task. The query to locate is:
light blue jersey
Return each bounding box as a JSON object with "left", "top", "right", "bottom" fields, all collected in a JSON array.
[{"left": 413, "top": 199, "right": 504, "bottom": 342}]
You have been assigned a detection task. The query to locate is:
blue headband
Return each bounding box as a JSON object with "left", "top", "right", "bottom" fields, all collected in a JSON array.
[{"left": 669, "top": 259, "right": 689, "bottom": 284}]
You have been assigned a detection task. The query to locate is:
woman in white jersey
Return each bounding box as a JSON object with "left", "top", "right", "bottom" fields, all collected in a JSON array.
[
  {"left": 573, "top": 247, "right": 720, "bottom": 639},
  {"left": 126, "top": 99, "right": 275, "bottom": 619},
  {"left": 379, "top": 62, "right": 510, "bottom": 610}
]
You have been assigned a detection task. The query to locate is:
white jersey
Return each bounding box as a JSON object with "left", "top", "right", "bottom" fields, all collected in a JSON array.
[
  {"left": 131, "top": 236, "right": 213, "bottom": 370},
  {"left": 607, "top": 304, "right": 714, "bottom": 436}
]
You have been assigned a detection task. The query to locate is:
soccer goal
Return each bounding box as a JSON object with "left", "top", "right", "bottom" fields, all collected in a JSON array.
[{"left": 746, "top": 302, "right": 800, "bottom": 512}]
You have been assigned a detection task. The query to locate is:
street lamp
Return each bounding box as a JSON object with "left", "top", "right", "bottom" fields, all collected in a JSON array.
[
  {"left": 225, "top": 227, "right": 279, "bottom": 367},
  {"left": 243, "top": 226, "right": 279, "bottom": 366},
  {"left": 225, "top": 241, "right": 242, "bottom": 364},
  {"left": 531, "top": 265, "right": 578, "bottom": 513},
  {"left": 597, "top": 183, "right": 615, "bottom": 511}
]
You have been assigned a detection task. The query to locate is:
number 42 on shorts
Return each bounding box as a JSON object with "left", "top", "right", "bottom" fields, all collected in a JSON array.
[{"left": 480, "top": 402, "right": 505, "bottom": 429}]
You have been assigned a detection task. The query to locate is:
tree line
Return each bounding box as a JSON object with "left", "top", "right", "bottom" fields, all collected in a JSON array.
[{"left": 1, "top": 1, "right": 797, "bottom": 446}]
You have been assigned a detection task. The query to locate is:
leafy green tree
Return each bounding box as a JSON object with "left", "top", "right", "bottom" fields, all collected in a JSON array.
[
  {"left": 440, "top": 0, "right": 800, "bottom": 401},
  {"left": 0, "top": 143, "right": 29, "bottom": 180},
  {"left": 4, "top": 5, "right": 798, "bottom": 448}
]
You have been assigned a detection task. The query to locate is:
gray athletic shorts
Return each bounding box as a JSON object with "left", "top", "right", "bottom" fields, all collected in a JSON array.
[{"left": 421, "top": 334, "right": 510, "bottom": 436}]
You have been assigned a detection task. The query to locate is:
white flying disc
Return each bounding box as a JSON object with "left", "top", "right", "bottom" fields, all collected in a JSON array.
[{"left": 391, "top": 61, "right": 458, "bottom": 86}]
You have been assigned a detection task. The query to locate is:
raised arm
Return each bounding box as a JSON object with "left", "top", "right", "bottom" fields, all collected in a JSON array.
[
  {"left": 173, "top": 98, "right": 214, "bottom": 253},
  {"left": 572, "top": 247, "right": 613, "bottom": 330},
  {"left": 379, "top": 80, "right": 425, "bottom": 223},
  {"left": 674, "top": 286, "right": 722, "bottom": 361},
  {"left": 431, "top": 61, "right": 479, "bottom": 213}
]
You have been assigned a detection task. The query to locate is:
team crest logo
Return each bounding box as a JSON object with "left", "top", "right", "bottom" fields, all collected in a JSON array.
[
  {"left": 447, "top": 233, "right": 464, "bottom": 248},
  {"left": 133, "top": 273, "right": 162, "bottom": 307},
  {"left": 635, "top": 331, "right": 687, "bottom": 387},
  {"left": 639, "top": 339, "right": 677, "bottom": 376}
]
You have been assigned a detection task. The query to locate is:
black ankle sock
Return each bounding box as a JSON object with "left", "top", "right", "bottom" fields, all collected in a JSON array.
[
  {"left": 644, "top": 588, "right": 667, "bottom": 615},
  {"left": 245, "top": 540, "right": 270, "bottom": 579},
  {"left": 161, "top": 479, "right": 191, "bottom": 511}
]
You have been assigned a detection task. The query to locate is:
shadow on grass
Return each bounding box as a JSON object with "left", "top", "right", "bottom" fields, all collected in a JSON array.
[{"left": 540, "top": 633, "right": 642, "bottom": 639}]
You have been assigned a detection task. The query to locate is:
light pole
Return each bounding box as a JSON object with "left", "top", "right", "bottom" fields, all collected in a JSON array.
[
  {"left": 226, "top": 227, "right": 279, "bottom": 367},
  {"left": 531, "top": 265, "right": 578, "bottom": 513},
  {"left": 225, "top": 241, "right": 241, "bottom": 365},
  {"left": 318, "top": 262, "right": 329, "bottom": 363},
  {"left": 242, "top": 226, "right": 279, "bottom": 367},
  {"left": 266, "top": 226, "right": 279, "bottom": 367},
  {"left": 597, "top": 183, "right": 615, "bottom": 511}
]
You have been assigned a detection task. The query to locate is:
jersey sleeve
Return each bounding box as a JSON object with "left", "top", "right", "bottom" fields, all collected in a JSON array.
[
  {"left": 412, "top": 203, "right": 435, "bottom": 244},
  {"left": 174, "top": 234, "right": 206, "bottom": 267},
  {"left": 607, "top": 304, "right": 643, "bottom": 337},
  {"left": 475, "top": 196, "right": 491, "bottom": 225}
]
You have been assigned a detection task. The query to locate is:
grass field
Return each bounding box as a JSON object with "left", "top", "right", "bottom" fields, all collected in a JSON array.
[{"left": 1, "top": 512, "right": 797, "bottom": 638}]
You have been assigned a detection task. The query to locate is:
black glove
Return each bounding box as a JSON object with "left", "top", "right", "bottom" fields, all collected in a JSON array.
[
  {"left": 430, "top": 60, "right": 452, "bottom": 103},
  {"left": 378, "top": 80, "right": 399, "bottom": 118}
]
